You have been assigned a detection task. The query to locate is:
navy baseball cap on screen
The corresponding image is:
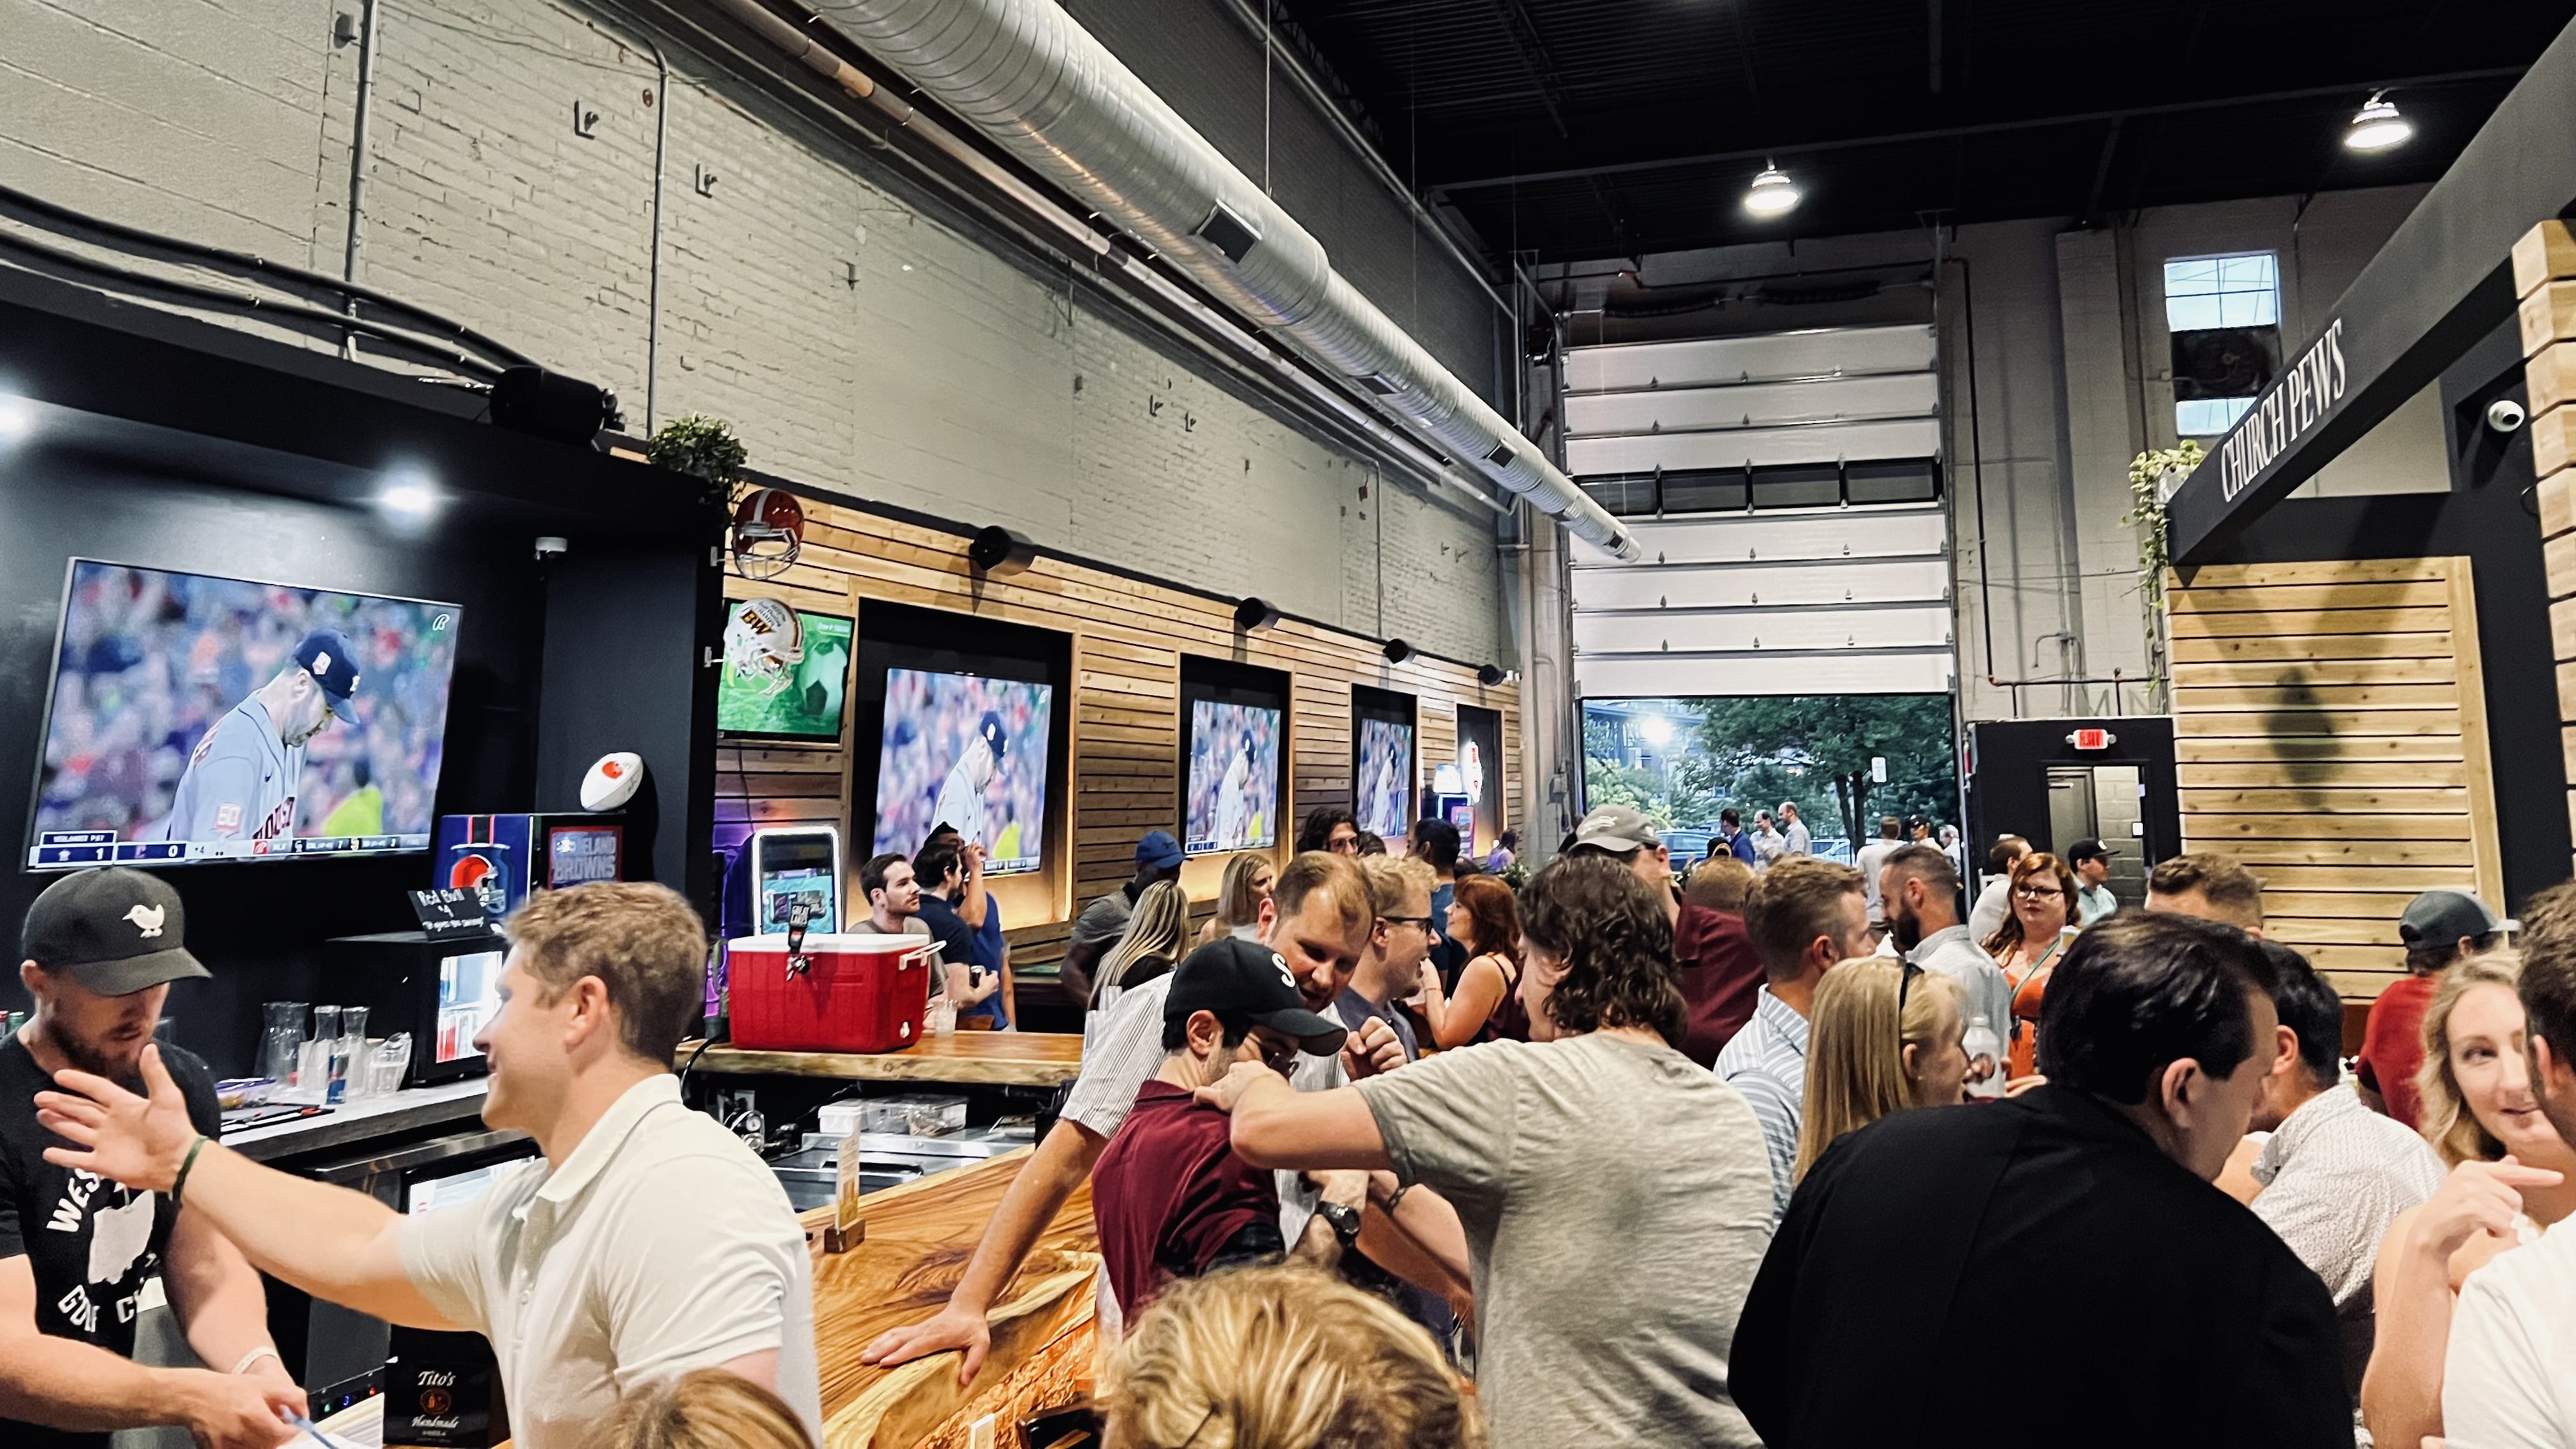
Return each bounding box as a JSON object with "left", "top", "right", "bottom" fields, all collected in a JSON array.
[
  {"left": 295, "top": 628, "right": 363, "bottom": 724},
  {"left": 1136, "top": 830, "right": 1184, "bottom": 871},
  {"left": 1164, "top": 937, "right": 1347, "bottom": 1055},
  {"left": 22, "top": 868, "right": 209, "bottom": 996},
  {"left": 977, "top": 710, "right": 1007, "bottom": 760}
]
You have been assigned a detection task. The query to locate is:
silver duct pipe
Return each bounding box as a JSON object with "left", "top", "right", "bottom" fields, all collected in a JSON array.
[{"left": 806, "top": 0, "right": 1641, "bottom": 560}]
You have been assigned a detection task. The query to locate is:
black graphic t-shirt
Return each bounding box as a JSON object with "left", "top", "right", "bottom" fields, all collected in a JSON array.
[{"left": 0, "top": 1031, "right": 220, "bottom": 1449}]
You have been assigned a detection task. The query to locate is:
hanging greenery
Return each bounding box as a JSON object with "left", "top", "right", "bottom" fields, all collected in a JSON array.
[
  {"left": 2121, "top": 440, "right": 2202, "bottom": 612},
  {"left": 646, "top": 415, "right": 749, "bottom": 484}
]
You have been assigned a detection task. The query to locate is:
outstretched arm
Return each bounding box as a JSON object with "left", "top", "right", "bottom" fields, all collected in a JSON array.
[
  {"left": 1198, "top": 1062, "right": 1393, "bottom": 1172},
  {"left": 36, "top": 1046, "right": 456, "bottom": 1330}
]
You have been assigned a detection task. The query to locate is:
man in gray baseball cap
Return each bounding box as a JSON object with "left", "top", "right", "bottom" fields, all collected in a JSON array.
[
  {"left": 0, "top": 868, "right": 299, "bottom": 1449},
  {"left": 1564, "top": 804, "right": 1767, "bottom": 1068}
]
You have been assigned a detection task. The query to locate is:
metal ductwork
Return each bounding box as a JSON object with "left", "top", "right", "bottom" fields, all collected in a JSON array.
[{"left": 805, "top": 0, "right": 1641, "bottom": 561}]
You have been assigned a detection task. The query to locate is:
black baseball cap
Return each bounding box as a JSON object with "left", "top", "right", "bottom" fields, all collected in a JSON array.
[
  {"left": 2067, "top": 838, "right": 2116, "bottom": 864},
  {"left": 1164, "top": 937, "right": 1347, "bottom": 1055},
  {"left": 22, "top": 868, "right": 209, "bottom": 996},
  {"left": 2400, "top": 889, "right": 2511, "bottom": 947},
  {"left": 295, "top": 629, "right": 362, "bottom": 724}
]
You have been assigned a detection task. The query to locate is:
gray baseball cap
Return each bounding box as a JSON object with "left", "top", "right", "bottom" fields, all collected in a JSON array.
[
  {"left": 1570, "top": 804, "right": 1663, "bottom": 855},
  {"left": 2399, "top": 889, "right": 2513, "bottom": 947},
  {"left": 21, "top": 868, "right": 209, "bottom": 996}
]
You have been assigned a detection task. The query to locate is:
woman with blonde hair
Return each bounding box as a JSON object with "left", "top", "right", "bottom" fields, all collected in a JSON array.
[
  {"left": 1101, "top": 1262, "right": 1480, "bottom": 1449},
  {"left": 1194, "top": 851, "right": 1275, "bottom": 946},
  {"left": 1983, "top": 850, "right": 2077, "bottom": 1079},
  {"left": 1793, "top": 960, "right": 1969, "bottom": 1182},
  {"left": 1094, "top": 879, "right": 1192, "bottom": 1012},
  {"left": 2361, "top": 951, "right": 2576, "bottom": 1448},
  {"left": 586, "top": 1368, "right": 816, "bottom": 1449}
]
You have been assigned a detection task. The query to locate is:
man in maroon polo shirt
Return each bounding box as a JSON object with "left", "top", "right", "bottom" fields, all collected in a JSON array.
[
  {"left": 1567, "top": 804, "right": 1766, "bottom": 1068},
  {"left": 1089, "top": 937, "right": 1356, "bottom": 1321}
]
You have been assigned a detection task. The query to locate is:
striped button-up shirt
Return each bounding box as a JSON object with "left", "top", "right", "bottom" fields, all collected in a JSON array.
[{"left": 1712, "top": 986, "right": 1809, "bottom": 1224}]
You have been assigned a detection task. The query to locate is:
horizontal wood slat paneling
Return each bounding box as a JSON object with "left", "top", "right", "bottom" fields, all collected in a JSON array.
[
  {"left": 2165, "top": 556, "right": 2503, "bottom": 1002},
  {"left": 717, "top": 491, "right": 1521, "bottom": 944}
]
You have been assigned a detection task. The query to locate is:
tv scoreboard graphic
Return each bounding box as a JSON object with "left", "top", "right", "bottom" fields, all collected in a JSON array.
[{"left": 30, "top": 831, "right": 429, "bottom": 868}]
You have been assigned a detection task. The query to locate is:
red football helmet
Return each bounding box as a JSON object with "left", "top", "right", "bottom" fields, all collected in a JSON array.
[{"left": 730, "top": 487, "right": 805, "bottom": 579}]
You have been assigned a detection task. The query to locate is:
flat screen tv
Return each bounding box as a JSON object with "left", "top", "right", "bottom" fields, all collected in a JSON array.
[
  {"left": 1355, "top": 717, "right": 1414, "bottom": 837},
  {"left": 717, "top": 606, "right": 852, "bottom": 742},
  {"left": 27, "top": 560, "right": 464, "bottom": 870},
  {"left": 871, "top": 668, "right": 1054, "bottom": 875},
  {"left": 1184, "top": 700, "right": 1282, "bottom": 855}
]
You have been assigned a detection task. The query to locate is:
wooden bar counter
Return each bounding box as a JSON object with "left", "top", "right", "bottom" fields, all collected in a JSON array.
[
  {"left": 803, "top": 1146, "right": 1100, "bottom": 1448},
  {"left": 685, "top": 1032, "right": 1087, "bottom": 1088}
]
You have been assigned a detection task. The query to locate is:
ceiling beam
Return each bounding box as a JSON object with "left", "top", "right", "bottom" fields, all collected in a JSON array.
[
  {"left": 1486, "top": 0, "right": 1574, "bottom": 139},
  {"left": 1429, "top": 66, "right": 2526, "bottom": 192}
]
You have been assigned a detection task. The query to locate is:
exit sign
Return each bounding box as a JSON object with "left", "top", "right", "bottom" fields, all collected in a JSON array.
[{"left": 2067, "top": 728, "right": 2116, "bottom": 751}]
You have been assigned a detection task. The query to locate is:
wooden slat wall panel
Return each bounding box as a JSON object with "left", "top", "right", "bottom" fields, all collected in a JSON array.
[
  {"left": 2522, "top": 220, "right": 2576, "bottom": 877},
  {"left": 718, "top": 494, "right": 1522, "bottom": 975},
  {"left": 2168, "top": 555, "right": 2505, "bottom": 1001}
]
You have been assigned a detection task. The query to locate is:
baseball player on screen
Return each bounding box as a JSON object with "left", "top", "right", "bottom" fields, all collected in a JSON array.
[
  {"left": 931, "top": 710, "right": 1007, "bottom": 851},
  {"left": 161, "top": 629, "right": 363, "bottom": 848},
  {"left": 1214, "top": 723, "right": 1254, "bottom": 848}
]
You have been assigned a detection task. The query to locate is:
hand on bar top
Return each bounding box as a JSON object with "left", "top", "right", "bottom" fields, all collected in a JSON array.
[
  {"left": 33, "top": 1042, "right": 199, "bottom": 1192},
  {"left": 858, "top": 1302, "right": 993, "bottom": 1384},
  {"left": 166, "top": 1368, "right": 305, "bottom": 1449}
]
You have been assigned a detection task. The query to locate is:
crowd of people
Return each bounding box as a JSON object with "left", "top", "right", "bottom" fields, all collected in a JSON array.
[
  {"left": 11, "top": 797, "right": 2576, "bottom": 1449},
  {"left": 856, "top": 804, "right": 2576, "bottom": 1449}
]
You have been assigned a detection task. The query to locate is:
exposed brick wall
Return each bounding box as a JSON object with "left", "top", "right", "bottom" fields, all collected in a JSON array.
[{"left": 0, "top": 0, "right": 1507, "bottom": 664}]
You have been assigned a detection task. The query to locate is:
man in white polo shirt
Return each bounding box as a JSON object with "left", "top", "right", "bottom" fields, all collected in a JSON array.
[{"left": 31, "top": 883, "right": 819, "bottom": 1449}]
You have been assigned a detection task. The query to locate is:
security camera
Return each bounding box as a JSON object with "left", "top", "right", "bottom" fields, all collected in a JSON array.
[
  {"left": 534, "top": 535, "right": 569, "bottom": 560},
  {"left": 2487, "top": 397, "right": 2527, "bottom": 434}
]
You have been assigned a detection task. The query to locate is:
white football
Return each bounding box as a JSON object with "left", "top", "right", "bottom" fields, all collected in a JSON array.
[{"left": 581, "top": 751, "right": 645, "bottom": 811}]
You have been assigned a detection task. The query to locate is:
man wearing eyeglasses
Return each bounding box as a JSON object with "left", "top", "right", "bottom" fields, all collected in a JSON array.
[{"left": 1087, "top": 939, "right": 1355, "bottom": 1322}]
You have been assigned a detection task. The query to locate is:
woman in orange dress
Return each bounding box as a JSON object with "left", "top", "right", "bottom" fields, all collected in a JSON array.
[{"left": 1982, "top": 851, "right": 2077, "bottom": 1080}]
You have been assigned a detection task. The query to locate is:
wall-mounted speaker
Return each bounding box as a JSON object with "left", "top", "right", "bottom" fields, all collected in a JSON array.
[
  {"left": 967, "top": 525, "right": 1036, "bottom": 576},
  {"left": 1383, "top": 639, "right": 1414, "bottom": 664},
  {"left": 1234, "top": 596, "right": 1280, "bottom": 631},
  {"left": 1477, "top": 663, "right": 1510, "bottom": 687}
]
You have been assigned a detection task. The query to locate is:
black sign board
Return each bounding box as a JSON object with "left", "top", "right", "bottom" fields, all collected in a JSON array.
[{"left": 407, "top": 887, "right": 490, "bottom": 940}]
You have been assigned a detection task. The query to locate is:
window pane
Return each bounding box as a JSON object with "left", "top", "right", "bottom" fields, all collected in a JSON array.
[
  {"left": 2168, "top": 296, "right": 2225, "bottom": 333},
  {"left": 2165, "top": 259, "right": 2218, "bottom": 290},
  {"left": 2165, "top": 251, "right": 2280, "bottom": 335},
  {"left": 2176, "top": 396, "right": 2255, "bottom": 436}
]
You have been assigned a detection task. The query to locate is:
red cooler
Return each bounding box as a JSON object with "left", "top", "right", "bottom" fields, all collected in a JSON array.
[{"left": 726, "top": 932, "right": 931, "bottom": 1053}]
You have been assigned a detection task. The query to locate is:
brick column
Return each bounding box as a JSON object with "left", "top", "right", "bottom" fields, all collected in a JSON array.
[{"left": 2522, "top": 220, "right": 2576, "bottom": 868}]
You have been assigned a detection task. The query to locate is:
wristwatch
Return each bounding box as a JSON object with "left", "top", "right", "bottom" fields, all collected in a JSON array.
[{"left": 1318, "top": 1200, "right": 1363, "bottom": 1245}]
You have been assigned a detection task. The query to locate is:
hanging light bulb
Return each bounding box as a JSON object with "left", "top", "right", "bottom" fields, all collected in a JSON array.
[
  {"left": 2343, "top": 92, "right": 2414, "bottom": 152},
  {"left": 1743, "top": 162, "right": 1800, "bottom": 217}
]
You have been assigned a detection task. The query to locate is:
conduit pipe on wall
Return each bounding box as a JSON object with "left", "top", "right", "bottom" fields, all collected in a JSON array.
[{"left": 793, "top": 0, "right": 1641, "bottom": 560}]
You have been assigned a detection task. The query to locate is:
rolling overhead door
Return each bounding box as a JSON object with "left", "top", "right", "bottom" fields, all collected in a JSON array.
[{"left": 1565, "top": 325, "right": 1954, "bottom": 698}]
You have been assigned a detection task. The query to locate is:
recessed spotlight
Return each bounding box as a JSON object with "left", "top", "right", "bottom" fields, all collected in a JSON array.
[
  {"left": 2344, "top": 93, "right": 2414, "bottom": 152},
  {"left": 379, "top": 480, "right": 442, "bottom": 519},
  {"left": 1744, "top": 163, "right": 1800, "bottom": 217}
]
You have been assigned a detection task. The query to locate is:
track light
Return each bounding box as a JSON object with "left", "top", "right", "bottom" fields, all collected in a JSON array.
[
  {"left": 2343, "top": 93, "right": 2413, "bottom": 152},
  {"left": 1383, "top": 639, "right": 1415, "bottom": 665},
  {"left": 1744, "top": 163, "right": 1800, "bottom": 217},
  {"left": 1234, "top": 596, "right": 1280, "bottom": 632}
]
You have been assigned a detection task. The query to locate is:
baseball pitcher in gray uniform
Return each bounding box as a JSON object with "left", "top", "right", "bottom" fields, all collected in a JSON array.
[{"left": 162, "top": 629, "right": 362, "bottom": 848}]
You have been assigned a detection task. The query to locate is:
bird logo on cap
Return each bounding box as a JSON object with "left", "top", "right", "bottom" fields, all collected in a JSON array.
[{"left": 123, "top": 903, "right": 165, "bottom": 939}]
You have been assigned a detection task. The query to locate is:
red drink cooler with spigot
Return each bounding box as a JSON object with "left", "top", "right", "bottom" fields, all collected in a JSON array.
[{"left": 725, "top": 932, "right": 931, "bottom": 1053}]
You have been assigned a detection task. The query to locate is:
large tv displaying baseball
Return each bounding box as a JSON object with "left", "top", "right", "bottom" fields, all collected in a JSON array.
[
  {"left": 26, "top": 560, "right": 464, "bottom": 869},
  {"left": 1185, "top": 701, "right": 1282, "bottom": 855},
  {"left": 870, "top": 668, "right": 1054, "bottom": 875}
]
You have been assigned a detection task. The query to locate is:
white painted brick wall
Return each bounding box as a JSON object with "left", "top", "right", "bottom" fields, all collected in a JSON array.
[{"left": 0, "top": 0, "right": 1507, "bottom": 664}]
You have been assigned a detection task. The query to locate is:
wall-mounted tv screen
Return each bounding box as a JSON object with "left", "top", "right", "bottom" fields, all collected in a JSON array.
[
  {"left": 1186, "top": 701, "right": 1282, "bottom": 855},
  {"left": 28, "top": 560, "right": 464, "bottom": 870},
  {"left": 871, "top": 669, "right": 1054, "bottom": 875},
  {"left": 1355, "top": 717, "right": 1414, "bottom": 837},
  {"left": 717, "top": 605, "right": 852, "bottom": 742}
]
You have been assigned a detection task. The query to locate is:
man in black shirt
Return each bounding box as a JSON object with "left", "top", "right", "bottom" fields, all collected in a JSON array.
[
  {"left": 0, "top": 868, "right": 300, "bottom": 1449},
  {"left": 1733, "top": 910, "right": 2349, "bottom": 1448},
  {"left": 912, "top": 841, "right": 995, "bottom": 1020}
]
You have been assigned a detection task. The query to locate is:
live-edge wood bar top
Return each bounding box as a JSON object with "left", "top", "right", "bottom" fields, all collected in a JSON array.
[
  {"left": 684, "top": 1032, "right": 1085, "bottom": 1087},
  {"left": 804, "top": 1146, "right": 1101, "bottom": 1448}
]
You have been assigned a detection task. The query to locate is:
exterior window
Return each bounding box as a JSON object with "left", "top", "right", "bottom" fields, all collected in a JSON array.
[{"left": 2165, "top": 252, "right": 2282, "bottom": 438}]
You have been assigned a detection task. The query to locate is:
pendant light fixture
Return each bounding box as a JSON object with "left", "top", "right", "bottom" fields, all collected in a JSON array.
[
  {"left": 2343, "top": 92, "right": 2414, "bottom": 152},
  {"left": 1744, "top": 162, "right": 1800, "bottom": 217}
]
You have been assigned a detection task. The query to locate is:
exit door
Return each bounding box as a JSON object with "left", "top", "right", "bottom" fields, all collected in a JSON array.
[{"left": 2047, "top": 765, "right": 2147, "bottom": 908}]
